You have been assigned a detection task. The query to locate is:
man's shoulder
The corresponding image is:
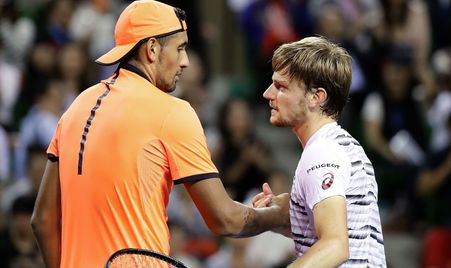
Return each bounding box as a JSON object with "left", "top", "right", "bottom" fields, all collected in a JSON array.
[
  {"left": 63, "top": 83, "right": 106, "bottom": 110},
  {"left": 305, "top": 136, "right": 341, "bottom": 154},
  {"left": 301, "top": 135, "right": 350, "bottom": 169},
  {"left": 160, "top": 99, "right": 201, "bottom": 130},
  {"left": 76, "top": 82, "right": 107, "bottom": 99}
]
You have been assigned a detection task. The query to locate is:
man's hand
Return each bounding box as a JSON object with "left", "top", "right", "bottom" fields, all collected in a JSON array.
[
  {"left": 252, "top": 183, "right": 291, "bottom": 237},
  {"left": 270, "top": 192, "right": 291, "bottom": 236},
  {"left": 252, "top": 182, "right": 274, "bottom": 208}
]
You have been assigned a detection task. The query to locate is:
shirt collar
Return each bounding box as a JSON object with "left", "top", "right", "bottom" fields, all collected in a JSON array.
[{"left": 121, "top": 64, "right": 151, "bottom": 83}]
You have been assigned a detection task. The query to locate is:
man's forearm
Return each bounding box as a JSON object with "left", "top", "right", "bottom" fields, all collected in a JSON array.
[
  {"left": 229, "top": 201, "right": 290, "bottom": 238},
  {"left": 31, "top": 160, "right": 61, "bottom": 268},
  {"left": 32, "top": 222, "right": 61, "bottom": 268},
  {"left": 288, "top": 238, "right": 349, "bottom": 268}
]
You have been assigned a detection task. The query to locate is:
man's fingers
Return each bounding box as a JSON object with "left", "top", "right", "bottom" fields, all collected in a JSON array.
[
  {"left": 251, "top": 182, "right": 276, "bottom": 208},
  {"left": 254, "top": 196, "right": 272, "bottom": 208},
  {"left": 262, "top": 182, "right": 274, "bottom": 195},
  {"left": 252, "top": 192, "right": 266, "bottom": 206},
  {"left": 252, "top": 192, "right": 273, "bottom": 208}
]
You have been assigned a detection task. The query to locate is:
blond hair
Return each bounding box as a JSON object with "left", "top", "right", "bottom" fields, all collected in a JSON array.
[{"left": 272, "top": 36, "right": 352, "bottom": 119}]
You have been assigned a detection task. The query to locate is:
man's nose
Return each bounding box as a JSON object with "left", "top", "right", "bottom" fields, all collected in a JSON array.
[{"left": 180, "top": 51, "right": 190, "bottom": 68}]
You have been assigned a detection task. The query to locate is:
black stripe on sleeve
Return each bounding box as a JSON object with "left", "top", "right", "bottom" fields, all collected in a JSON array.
[
  {"left": 47, "top": 153, "right": 59, "bottom": 162},
  {"left": 175, "top": 172, "right": 220, "bottom": 185},
  {"left": 347, "top": 259, "right": 370, "bottom": 264}
]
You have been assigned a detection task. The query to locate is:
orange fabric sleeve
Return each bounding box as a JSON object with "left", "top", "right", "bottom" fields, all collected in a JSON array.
[
  {"left": 46, "top": 116, "right": 64, "bottom": 159},
  {"left": 161, "top": 102, "right": 218, "bottom": 183}
]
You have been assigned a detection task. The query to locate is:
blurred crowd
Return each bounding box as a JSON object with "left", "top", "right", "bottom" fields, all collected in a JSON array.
[{"left": 0, "top": 0, "right": 450, "bottom": 267}]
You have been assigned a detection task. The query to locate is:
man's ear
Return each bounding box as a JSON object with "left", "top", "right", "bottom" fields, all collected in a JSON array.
[
  {"left": 310, "top": 87, "right": 328, "bottom": 107},
  {"left": 145, "top": 38, "right": 159, "bottom": 63}
]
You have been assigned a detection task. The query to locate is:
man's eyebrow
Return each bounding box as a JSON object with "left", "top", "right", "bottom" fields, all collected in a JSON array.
[
  {"left": 272, "top": 76, "right": 289, "bottom": 85},
  {"left": 179, "top": 41, "right": 188, "bottom": 48}
]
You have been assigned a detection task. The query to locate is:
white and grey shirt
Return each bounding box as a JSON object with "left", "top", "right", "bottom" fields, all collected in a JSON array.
[{"left": 290, "top": 122, "right": 386, "bottom": 267}]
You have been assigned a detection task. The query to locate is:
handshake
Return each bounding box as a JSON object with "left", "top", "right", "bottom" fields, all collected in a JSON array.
[
  {"left": 252, "top": 183, "right": 289, "bottom": 208},
  {"left": 251, "top": 183, "right": 292, "bottom": 238}
]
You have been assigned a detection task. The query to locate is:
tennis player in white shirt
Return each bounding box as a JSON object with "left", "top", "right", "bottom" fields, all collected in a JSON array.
[{"left": 253, "top": 36, "right": 386, "bottom": 268}]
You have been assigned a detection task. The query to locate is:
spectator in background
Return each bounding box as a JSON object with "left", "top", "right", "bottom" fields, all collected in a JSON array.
[
  {"left": 379, "top": 0, "right": 435, "bottom": 99},
  {"left": 2, "top": 145, "right": 47, "bottom": 215},
  {"left": 361, "top": 47, "right": 428, "bottom": 230},
  {"left": 0, "top": 195, "right": 43, "bottom": 268},
  {"left": 416, "top": 48, "right": 451, "bottom": 227},
  {"left": 217, "top": 98, "right": 272, "bottom": 202},
  {"left": 56, "top": 42, "right": 90, "bottom": 110},
  {"left": 69, "top": 0, "right": 116, "bottom": 80},
  {"left": 69, "top": 0, "right": 116, "bottom": 61},
  {"left": 25, "top": 41, "right": 57, "bottom": 92},
  {"left": 362, "top": 48, "right": 428, "bottom": 168},
  {"left": 232, "top": 0, "right": 313, "bottom": 101},
  {"left": 427, "top": 48, "right": 451, "bottom": 154},
  {"left": 176, "top": 50, "right": 221, "bottom": 160},
  {"left": 14, "top": 80, "right": 61, "bottom": 179},
  {"left": 36, "top": 0, "right": 74, "bottom": 48},
  {"left": 416, "top": 113, "right": 451, "bottom": 268},
  {"left": 13, "top": 42, "right": 57, "bottom": 131},
  {"left": 0, "top": 0, "right": 36, "bottom": 70},
  {"left": 416, "top": 114, "right": 451, "bottom": 227},
  {"left": 0, "top": 38, "right": 22, "bottom": 130},
  {"left": 0, "top": 125, "right": 10, "bottom": 182},
  {"left": 306, "top": 0, "right": 385, "bottom": 83}
]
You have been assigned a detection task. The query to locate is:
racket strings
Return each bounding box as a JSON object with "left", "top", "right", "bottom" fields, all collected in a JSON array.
[{"left": 109, "top": 254, "right": 172, "bottom": 268}]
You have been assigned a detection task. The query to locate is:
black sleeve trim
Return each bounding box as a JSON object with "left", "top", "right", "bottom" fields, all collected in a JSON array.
[
  {"left": 175, "top": 172, "right": 220, "bottom": 185},
  {"left": 47, "top": 153, "right": 59, "bottom": 162}
]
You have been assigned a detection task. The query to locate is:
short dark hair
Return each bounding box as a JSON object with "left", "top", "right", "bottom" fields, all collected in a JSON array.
[
  {"left": 174, "top": 7, "right": 186, "bottom": 21},
  {"left": 121, "top": 35, "right": 174, "bottom": 65}
]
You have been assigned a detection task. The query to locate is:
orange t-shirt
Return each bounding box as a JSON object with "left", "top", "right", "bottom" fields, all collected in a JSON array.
[{"left": 47, "top": 66, "right": 218, "bottom": 268}]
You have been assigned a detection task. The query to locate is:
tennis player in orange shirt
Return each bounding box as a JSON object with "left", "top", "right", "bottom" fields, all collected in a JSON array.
[{"left": 30, "top": 1, "right": 289, "bottom": 268}]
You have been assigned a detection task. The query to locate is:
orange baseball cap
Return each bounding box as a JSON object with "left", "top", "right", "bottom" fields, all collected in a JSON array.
[{"left": 96, "top": 0, "right": 187, "bottom": 66}]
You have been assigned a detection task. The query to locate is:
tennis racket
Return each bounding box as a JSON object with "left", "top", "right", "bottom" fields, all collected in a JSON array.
[{"left": 105, "top": 248, "right": 188, "bottom": 268}]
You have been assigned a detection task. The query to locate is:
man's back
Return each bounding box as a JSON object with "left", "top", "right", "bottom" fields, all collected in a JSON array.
[{"left": 49, "top": 67, "right": 217, "bottom": 267}]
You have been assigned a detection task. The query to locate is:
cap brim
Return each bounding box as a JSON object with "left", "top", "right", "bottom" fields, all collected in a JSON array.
[{"left": 95, "top": 43, "right": 137, "bottom": 66}]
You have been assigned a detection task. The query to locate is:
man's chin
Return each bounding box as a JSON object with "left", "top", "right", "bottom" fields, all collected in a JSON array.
[
  {"left": 270, "top": 117, "right": 290, "bottom": 127},
  {"left": 169, "top": 81, "right": 178, "bottom": 92},
  {"left": 270, "top": 118, "right": 282, "bottom": 127},
  {"left": 163, "top": 84, "right": 177, "bottom": 93}
]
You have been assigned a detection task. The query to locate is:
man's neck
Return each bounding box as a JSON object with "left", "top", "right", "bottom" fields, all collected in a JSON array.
[
  {"left": 293, "top": 115, "right": 336, "bottom": 148},
  {"left": 127, "top": 60, "right": 156, "bottom": 86}
]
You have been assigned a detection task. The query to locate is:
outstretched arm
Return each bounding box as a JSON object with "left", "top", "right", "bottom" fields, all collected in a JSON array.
[
  {"left": 31, "top": 160, "right": 61, "bottom": 268},
  {"left": 184, "top": 178, "right": 290, "bottom": 238}
]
